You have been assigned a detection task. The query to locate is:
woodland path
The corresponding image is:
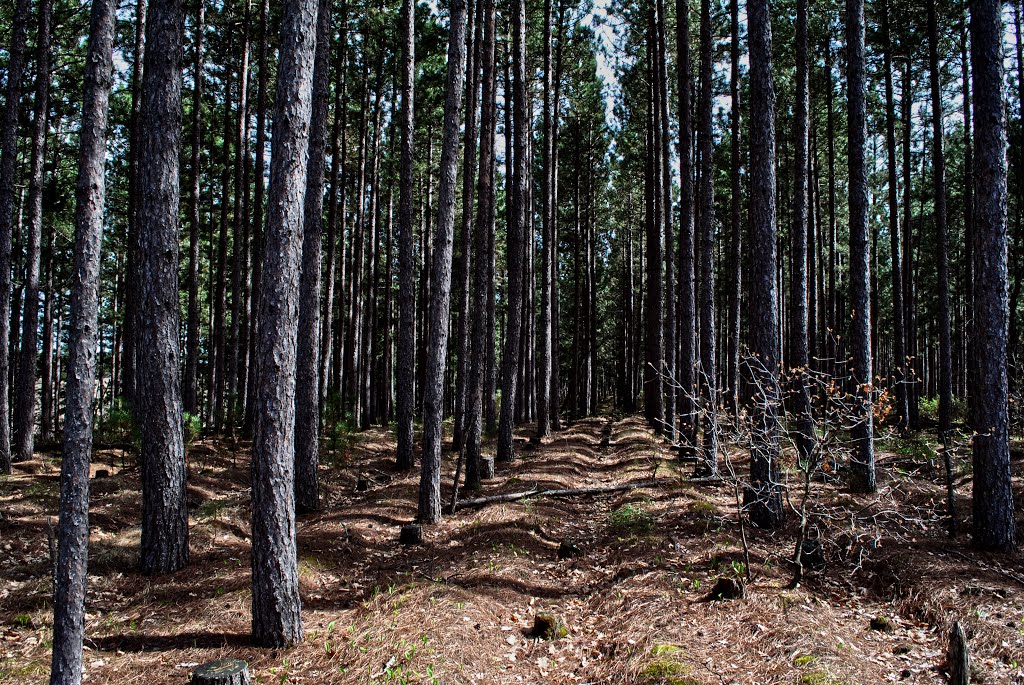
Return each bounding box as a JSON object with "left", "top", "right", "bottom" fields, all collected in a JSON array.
[{"left": 1, "top": 416, "right": 1022, "bottom": 683}]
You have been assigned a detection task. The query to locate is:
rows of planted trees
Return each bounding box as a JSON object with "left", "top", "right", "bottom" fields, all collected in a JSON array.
[{"left": 0, "top": 0, "right": 1018, "bottom": 679}]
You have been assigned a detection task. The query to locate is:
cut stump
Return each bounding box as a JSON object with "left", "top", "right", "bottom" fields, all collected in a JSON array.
[
  {"left": 480, "top": 457, "right": 495, "bottom": 479},
  {"left": 707, "top": 577, "right": 745, "bottom": 601},
  {"left": 399, "top": 524, "right": 423, "bottom": 545},
  {"left": 191, "top": 659, "right": 251, "bottom": 685},
  {"left": 947, "top": 620, "right": 969, "bottom": 685}
]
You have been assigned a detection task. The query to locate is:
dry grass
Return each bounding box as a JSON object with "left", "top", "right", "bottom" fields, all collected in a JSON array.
[{"left": 1, "top": 416, "right": 1023, "bottom": 683}]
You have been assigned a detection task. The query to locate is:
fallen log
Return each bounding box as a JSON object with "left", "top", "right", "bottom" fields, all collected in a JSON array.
[{"left": 453, "top": 479, "right": 672, "bottom": 510}]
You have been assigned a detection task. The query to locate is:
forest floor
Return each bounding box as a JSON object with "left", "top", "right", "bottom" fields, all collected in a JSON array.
[{"left": 2, "top": 415, "right": 1024, "bottom": 684}]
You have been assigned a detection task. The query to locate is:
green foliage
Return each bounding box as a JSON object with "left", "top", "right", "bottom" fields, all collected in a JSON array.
[
  {"left": 608, "top": 502, "right": 654, "bottom": 534},
  {"left": 183, "top": 412, "right": 202, "bottom": 445},
  {"left": 637, "top": 658, "right": 699, "bottom": 685},
  {"left": 98, "top": 399, "right": 138, "bottom": 447}
]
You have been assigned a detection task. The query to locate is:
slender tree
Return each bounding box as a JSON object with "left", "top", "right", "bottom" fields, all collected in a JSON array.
[
  {"left": 496, "top": 0, "right": 528, "bottom": 463},
  {"left": 676, "top": 0, "right": 695, "bottom": 447},
  {"left": 48, "top": 0, "right": 116, "bottom": 678},
  {"left": 295, "top": 0, "right": 333, "bottom": 514},
  {"left": 396, "top": 0, "right": 416, "bottom": 471},
  {"left": 12, "top": 0, "right": 53, "bottom": 463},
  {"left": 0, "top": 0, "right": 31, "bottom": 474},
  {"left": 184, "top": 0, "right": 204, "bottom": 416},
  {"left": 251, "top": 0, "right": 319, "bottom": 646},
  {"left": 418, "top": 0, "right": 469, "bottom": 523}
]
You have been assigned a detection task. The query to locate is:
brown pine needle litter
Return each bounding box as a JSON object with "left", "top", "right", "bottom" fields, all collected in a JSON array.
[{"left": 2, "top": 416, "right": 1023, "bottom": 684}]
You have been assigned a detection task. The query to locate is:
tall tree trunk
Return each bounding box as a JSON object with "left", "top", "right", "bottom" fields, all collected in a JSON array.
[
  {"left": 12, "top": 0, "right": 53, "bottom": 463},
  {"left": 928, "top": 0, "right": 953, "bottom": 437},
  {"left": 847, "top": 0, "right": 875, "bottom": 493},
  {"left": 184, "top": 0, "right": 204, "bottom": 417},
  {"left": 745, "top": 0, "right": 783, "bottom": 528},
  {"left": 696, "top": 0, "right": 717, "bottom": 472},
  {"left": 970, "top": 0, "right": 1017, "bottom": 552},
  {"left": 657, "top": 0, "right": 675, "bottom": 440},
  {"left": 788, "top": 0, "right": 813, "bottom": 460},
  {"left": 537, "top": 0, "right": 554, "bottom": 440},
  {"left": 0, "top": 0, "right": 30, "bottom": 475},
  {"left": 245, "top": 0, "right": 271, "bottom": 431},
  {"left": 137, "top": 0, "right": 188, "bottom": 575},
  {"left": 396, "top": 0, "right": 416, "bottom": 471},
  {"left": 882, "top": 0, "right": 908, "bottom": 432},
  {"left": 418, "top": 0, "right": 469, "bottom": 522},
  {"left": 644, "top": 11, "right": 664, "bottom": 434},
  {"left": 295, "top": 0, "right": 332, "bottom": 514},
  {"left": 251, "top": 0, "right": 318, "bottom": 647},
  {"left": 727, "top": 0, "right": 741, "bottom": 421},
  {"left": 49, "top": 0, "right": 116, "bottom": 678},
  {"left": 676, "top": 0, "right": 695, "bottom": 447},
  {"left": 496, "top": 1, "right": 528, "bottom": 463},
  {"left": 454, "top": 0, "right": 480, "bottom": 450}
]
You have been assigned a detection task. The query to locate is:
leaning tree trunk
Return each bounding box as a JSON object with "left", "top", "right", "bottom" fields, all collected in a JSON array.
[
  {"left": 970, "top": 0, "right": 1017, "bottom": 552},
  {"left": 12, "top": 0, "right": 53, "bottom": 464},
  {"left": 0, "top": 0, "right": 31, "bottom": 474},
  {"left": 846, "top": 0, "right": 875, "bottom": 493},
  {"left": 418, "top": 0, "right": 469, "bottom": 523},
  {"left": 294, "top": 0, "right": 332, "bottom": 514},
  {"left": 250, "top": 0, "right": 318, "bottom": 647},
  {"left": 745, "top": 0, "right": 783, "bottom": 529},
  {"left": 49, "top": 0, "right": 116, "bottom": 679},
  {"left": 496, "top": 0, "right": 528, "bottom": 464},
  {"left": 137, "top": 0, "right": 189, "bottom": 576}
]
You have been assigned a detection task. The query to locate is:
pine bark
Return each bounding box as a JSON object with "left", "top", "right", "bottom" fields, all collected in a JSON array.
[
  {"left": 496, "top": 1, "right": 528, "bottom": 463},
  {"left": 12, "top": 0, "right": 53, "bottom": 463},
  {"left": 396, "top": 0, "right": 416, "bottom": 471},
  {"left": 0, "top": 0, "right": 31, "bottom": 473},
  {"left": 295, "top": 0, "right": 332, "bottom": 514},
  {"left": 137, "top": 0, "right": 189, "bottom": 576},
  {"left": 251, "top": 0, "right": 319, "bottom": 646},
  {"left": 418, "top": 0, "right": 469, "bottom": 523},
  {"left": 727, "top": 0, "right": 741, "bottom": 421},
  {"left": 745, "top": 0, "right": 783, "bottom": 528},
  {"left": 49, "top": 0, "right": 116, "bottom": 678},
  {"left": 846, "top": 0, "right": 875, "bottom": 493},
  {"left": 184, "top": 0, "right": 204, "bottom": 417},
  {"left": 676, "top": 0, "right": 695, "bottom": 446},
  {"left": 970, "top": 0, "right": 1017, "bottom": 552}
]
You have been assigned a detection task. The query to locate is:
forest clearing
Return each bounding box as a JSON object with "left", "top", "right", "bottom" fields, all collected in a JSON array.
[{"left": 3, "top": 417, "right": 1022, "bottom": 684}]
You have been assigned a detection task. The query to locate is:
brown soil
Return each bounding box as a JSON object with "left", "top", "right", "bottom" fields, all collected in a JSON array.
[{"left": 2, "top": 415, "right": 1023, "bottom": 684}]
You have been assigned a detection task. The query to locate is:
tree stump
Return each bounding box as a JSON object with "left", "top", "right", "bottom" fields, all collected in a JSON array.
[
  {"left": 191, "top": 659, "right": 251, "bottom": 685},
  {"left": 947, "top": 620, "right": 969, "bottom": 685},
  {"left": 557, "top": 540, "right": 582, "bottom": 560},
  {"left": 94, "top": 469, "right": 109, "bottom": 479},
  {"left": 797, "top": 538, "right": 825, "bottom": 572},
  {"left": 399, "top": 523, "right": 423, "bottom": 545},
  {"left": 528, "top": 612, "right": 567, "bottom": 640},
  {"left": 356, "top": 477, "right": 369, "bottom": 492},
  {"left": 480, "top": 456, "right": 495, "bottom": 479},
  {"left": 707, "top": 577, "right": 745, "bottom": 600}
]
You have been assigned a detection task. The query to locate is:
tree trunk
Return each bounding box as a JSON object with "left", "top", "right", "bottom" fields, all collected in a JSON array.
[
  {"left": 137, "top": 0, "right": 188, "bottom": 576},
  {"left": 846, "top": 0, "right": 875, "bottom": 493},
  {"left": 696, "top": 0, "right": 717, "bottom": 473},
  {"left": 788, "top": 0, "right": 813, "bottom": 461},
  {"left": 727, "top": 0, "right": 742, "bottom": 422},
  {"left": 251, "top": 0, "right": 318, "bottom": 646},
  {"left": 418, "top": 0, "right": 469, "bottom": 523},
  {"left": 49, "top": 0, "right": 116, "bottom": 678},
  {"left": 12, "top": 0, "right": 53, "bottom": 463},
  {"left": 184, "top": 0, "right": 204, "bottom": 417},
  {"left": 745, "top": 0, "right": 783, "bottom": 528},
  {"left": 970, "top": 0, "right": 1017, "bottom": 552},
  {"left": 496, "top": 2, "right": 528, "bottom": 463},
  {"left": 396, "top": 0, "right": 416, "bottom": 471},
  {"left": 676, "top": 0, "right": 695, "bottom": 446},
  {"left": 295, "top": 0, "right": 332, "bottom": 514},
  {"left": 928, "top": 0, "right": 953, "bottom": 438}
]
